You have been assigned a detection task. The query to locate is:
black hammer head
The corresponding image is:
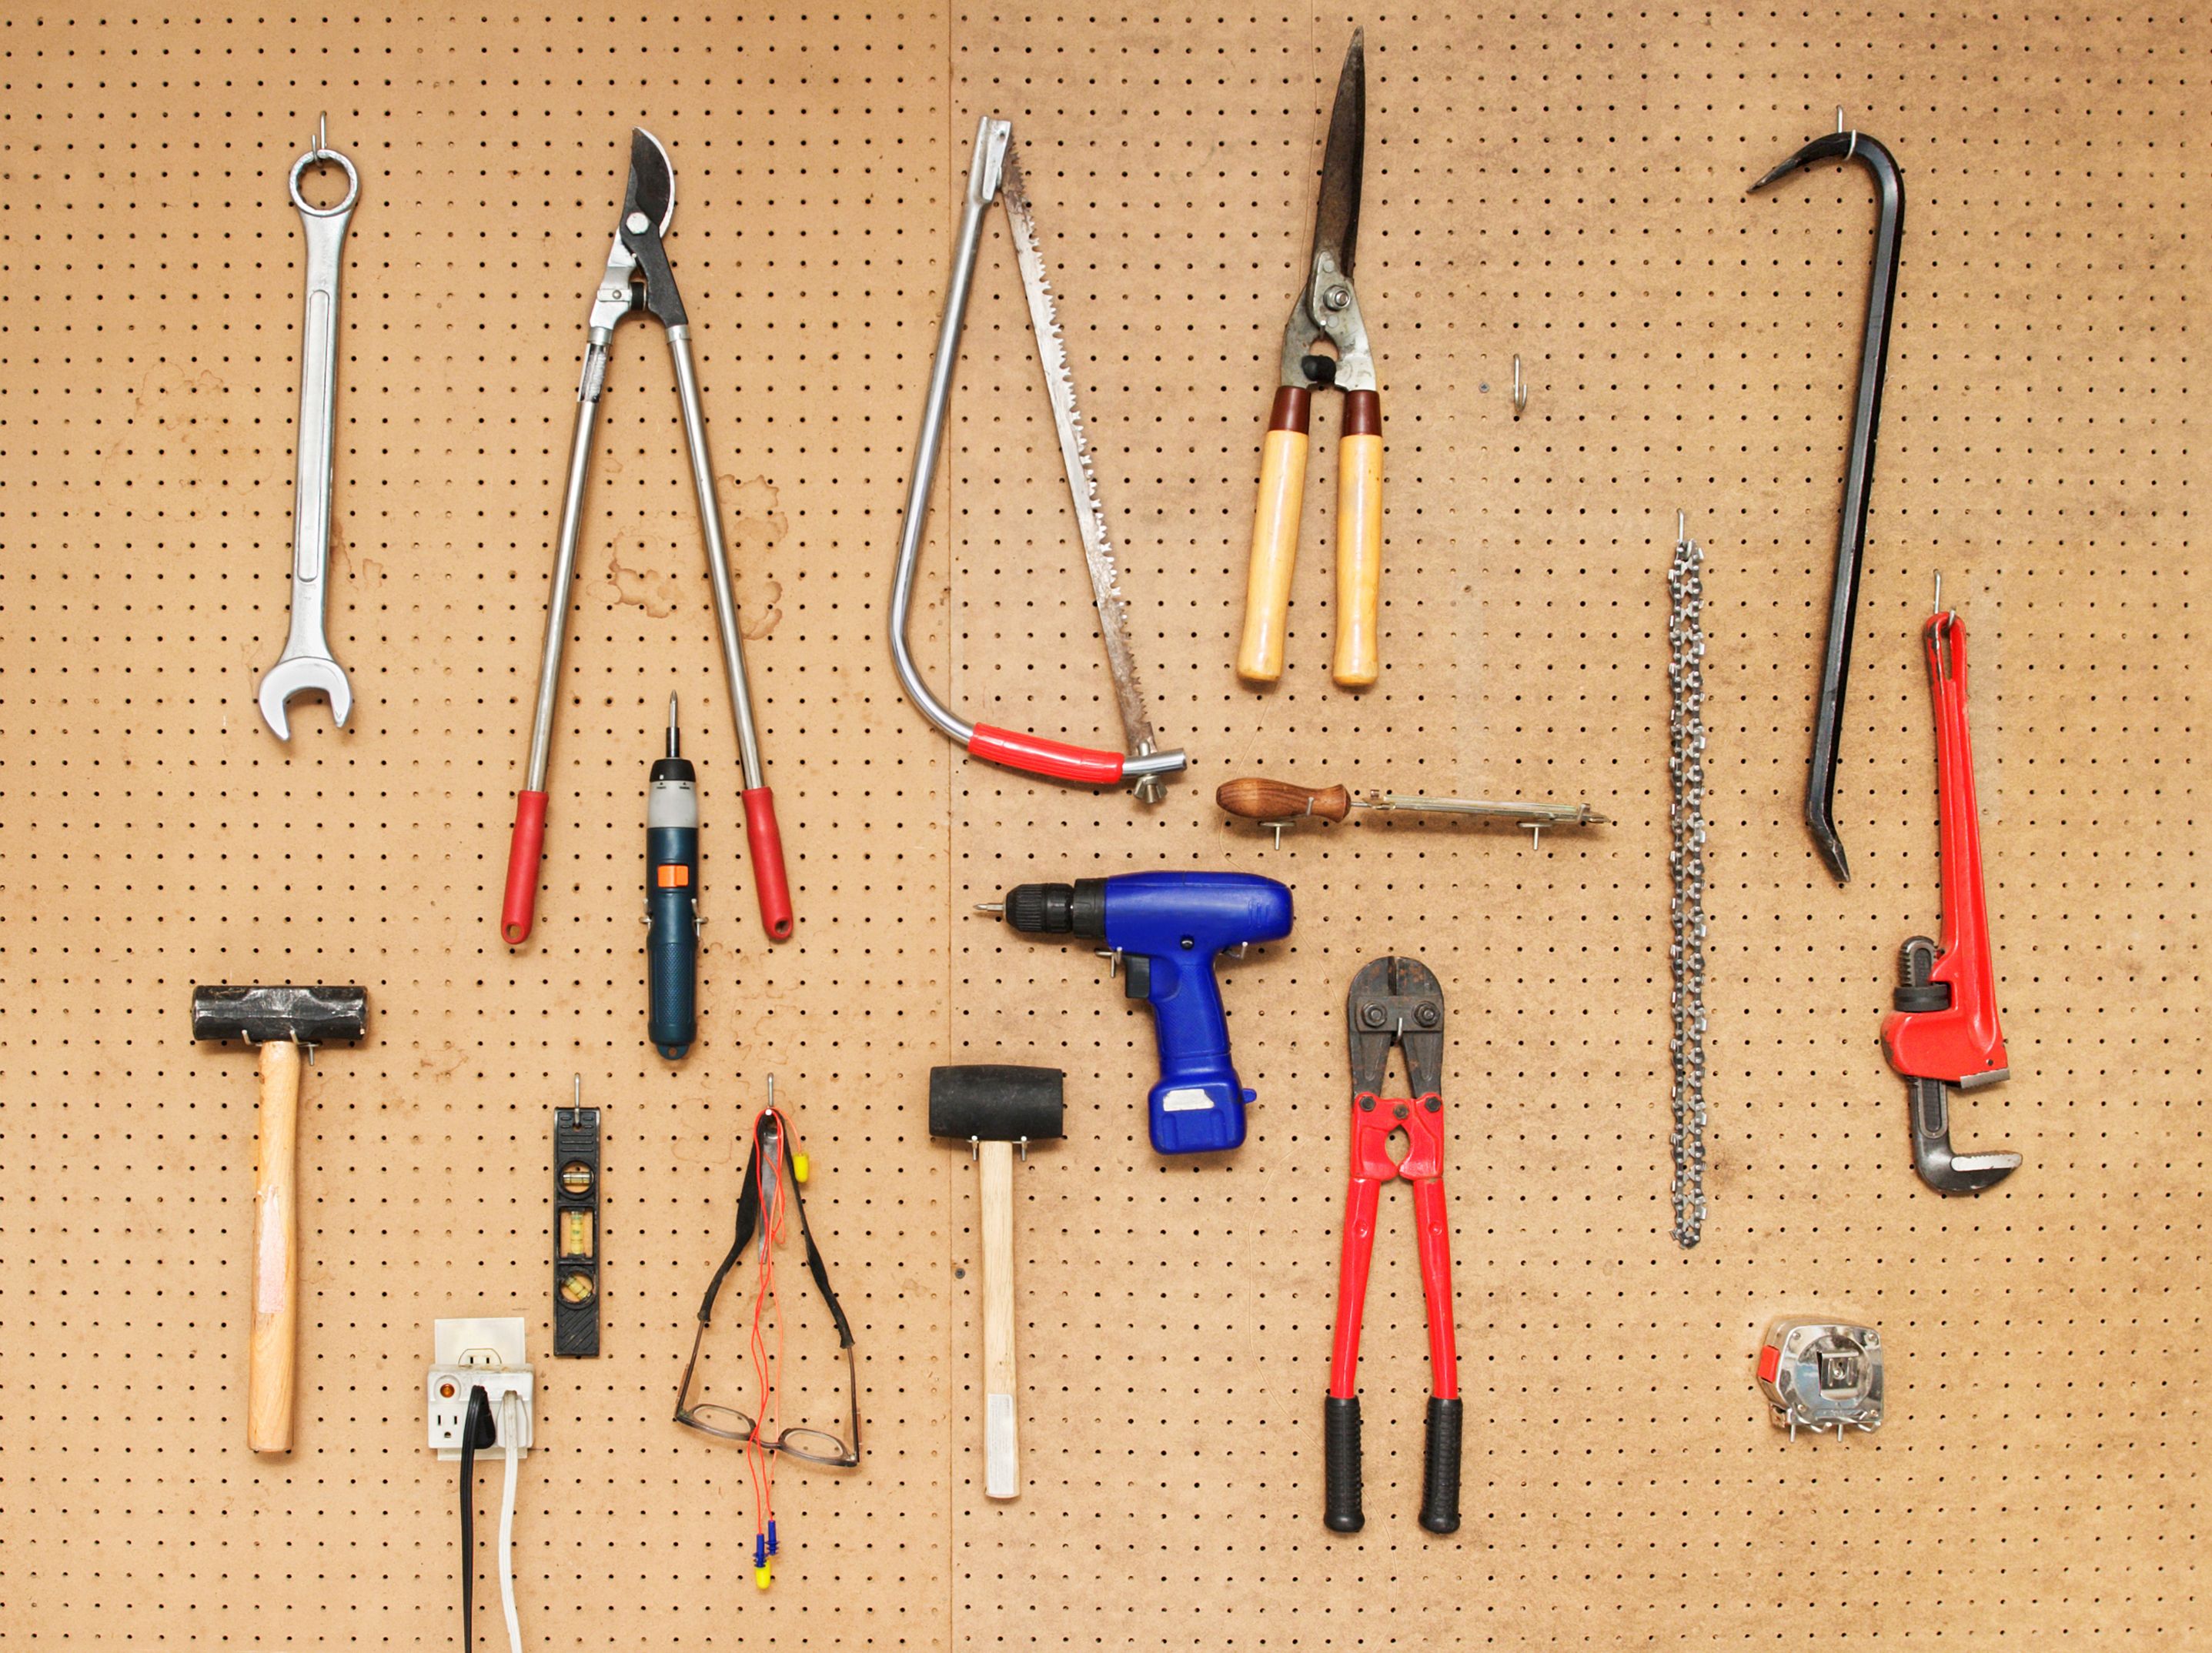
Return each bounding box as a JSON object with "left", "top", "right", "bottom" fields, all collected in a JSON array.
[
  {"left": 192, "top": 985, "right": 369, "bottom": 1047},
  {"left": 929, "top": 1065, "right": 1066, "bottom": 1145}
]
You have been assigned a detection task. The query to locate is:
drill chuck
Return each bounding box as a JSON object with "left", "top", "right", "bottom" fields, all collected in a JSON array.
[{"left": 1000, "top": 880, "right": 1107, "bottom": 938}]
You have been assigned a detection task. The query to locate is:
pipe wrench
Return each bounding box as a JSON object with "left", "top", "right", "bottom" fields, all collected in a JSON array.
[
  {"left": 258, "top": 127, "right": 359, "bottom": 741},
  {"left": 500, "top": 130, "right": 791, "bottom": 946},
  {"left": 1881, "top": 603, "right": 2021, "bottom": 1194}
]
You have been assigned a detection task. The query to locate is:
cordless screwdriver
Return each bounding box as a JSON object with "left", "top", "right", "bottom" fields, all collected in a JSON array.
[
  {"left": 647, "top": 694, "right": 700, "bottom": 1060},
  {"left": 981, "top": 870, "right": 1294, "bottom": 1154}
]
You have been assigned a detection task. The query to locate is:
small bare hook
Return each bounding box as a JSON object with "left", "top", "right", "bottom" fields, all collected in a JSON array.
[
  {"left": 1933, "top": 571, "right": 1943, "bottom": 615},
  {"left": 1511, "top": 354, "right": 1528, "bottom": 418}
]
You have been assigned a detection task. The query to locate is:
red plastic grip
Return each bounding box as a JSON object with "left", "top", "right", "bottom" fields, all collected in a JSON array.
[
  {"left": 742, "top": 786, "right": 795, "bottom": 941},
  {"left": 967, "top": 724, "right": 1128, "bottom": 786},
  {"left": 501, "top": 790, "right": 550, "bottom": 945}
]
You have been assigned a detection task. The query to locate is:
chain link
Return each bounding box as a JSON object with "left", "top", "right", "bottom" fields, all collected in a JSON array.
[{"left": 1668, "top": 521, "right": 1709, "bottom": 1247}]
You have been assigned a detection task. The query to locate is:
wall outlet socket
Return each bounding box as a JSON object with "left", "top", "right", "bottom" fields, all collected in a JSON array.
[{"left": 427, "top": 1315, "right": 533, "bottom": 1461}]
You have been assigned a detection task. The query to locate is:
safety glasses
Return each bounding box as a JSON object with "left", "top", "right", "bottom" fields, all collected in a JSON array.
[{"left": 673, "top": 1320, "right": 860, "bottom": 1468}]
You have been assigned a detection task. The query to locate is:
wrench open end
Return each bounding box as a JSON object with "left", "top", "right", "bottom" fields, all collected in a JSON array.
[{"left": 259, "top": 656, "right": 353, "bottom": 743}]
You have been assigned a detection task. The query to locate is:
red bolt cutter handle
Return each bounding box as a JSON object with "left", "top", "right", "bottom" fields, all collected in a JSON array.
[
  {"left": 1325, "top": 1090, "right": 1460, "bottom": 1535},
  {"left": 1882, "top": 612, "right": 2008, "bottom": 1085}
]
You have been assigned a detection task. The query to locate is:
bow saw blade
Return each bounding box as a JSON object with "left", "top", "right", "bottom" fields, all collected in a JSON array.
[{"left": 998, "top": 142, "right": 1160, "bottom": 762}]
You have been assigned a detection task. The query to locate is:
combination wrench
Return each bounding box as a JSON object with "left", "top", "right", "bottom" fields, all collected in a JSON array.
[{"left": 259, "top": 126, "right": 359, "bottom": 741}]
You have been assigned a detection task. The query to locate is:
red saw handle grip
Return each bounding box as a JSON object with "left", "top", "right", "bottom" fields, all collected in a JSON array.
[
  {"left": 500, "top": 790, "right": 550, "bottom": 945},
  {"left": 967, "top": 724, "right": 1128, "bottom": 786},
  {"left": 743, "top": 786, "right": 795, "bottom": 941}
]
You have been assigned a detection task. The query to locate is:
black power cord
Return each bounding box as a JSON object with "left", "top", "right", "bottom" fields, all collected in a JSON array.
[{"left": 458, "top": 1385, "right": 497, "bottom": 1651}]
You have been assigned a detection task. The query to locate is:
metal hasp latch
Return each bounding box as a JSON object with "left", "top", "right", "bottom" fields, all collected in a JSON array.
[
  {"left": 887, "top": 117, "right": 1186, "bottom": 803},
  {"left": 1750, "top": 112, "right": 1903, "bottom": 885},
  {"left": 1881, "top": 599, "right": 2021, "bottom": 1194},
  {"left": 1756, "top": 1319, "right": 1883, "bottom": 1441}
]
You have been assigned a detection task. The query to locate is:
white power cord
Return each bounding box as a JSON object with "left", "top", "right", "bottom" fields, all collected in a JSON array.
[{"left": 498, "top": 1391, "right": 523, "bottom": 1653}]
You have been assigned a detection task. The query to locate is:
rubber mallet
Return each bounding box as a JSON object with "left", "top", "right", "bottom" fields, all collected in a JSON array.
[
  {"left": 192, "top": 984, "right": 368, "bottom": 1452},
  {"left": 929, "top": 1064, "right": 1064, "bottom": 1500}
]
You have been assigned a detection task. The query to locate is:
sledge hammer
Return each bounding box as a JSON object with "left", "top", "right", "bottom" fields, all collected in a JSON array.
[
  {"left": 929, "top": 1064, "right": 1064, "bottom": 1500},
  {"left": 192, "top": 984, "right": 369, "bottom": 1452}
]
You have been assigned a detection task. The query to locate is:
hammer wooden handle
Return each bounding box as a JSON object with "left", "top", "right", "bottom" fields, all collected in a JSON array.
[
  {"left": 978, "top": 1137, "right": 1019, "bottom": 1498},
  {"left": 1332, "top": 390, "right": 1383, "bottom": 688},
  {"left": 249, "top": 1039, "right": 302, "bottom": 1453},
  {"left": 1238, "top": 389, "right": 1311, "bottom": 683},
  {"left": 1217, "top": 776, "right": 1353, "bottom": 823}
]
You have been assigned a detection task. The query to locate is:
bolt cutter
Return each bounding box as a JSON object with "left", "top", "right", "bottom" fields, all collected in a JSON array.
[{"left": 1325, "top": 955, "right": 1460, "bottom": 1534}]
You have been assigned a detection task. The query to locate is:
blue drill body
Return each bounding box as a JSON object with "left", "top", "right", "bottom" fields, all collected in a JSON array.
[{"left": 992, "top": 871, "right": 1294, "bottom": 1154}]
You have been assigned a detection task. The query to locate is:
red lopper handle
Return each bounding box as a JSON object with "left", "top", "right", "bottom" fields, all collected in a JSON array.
[
  {"left": 500, "top": 790, "right": 550, "bottom": 945},
  {"left": 967, "top": 724, "right": 1128, "bottom": 787},
  {"left": 742, "top": 786, "right": 795, "bottom": 941}
]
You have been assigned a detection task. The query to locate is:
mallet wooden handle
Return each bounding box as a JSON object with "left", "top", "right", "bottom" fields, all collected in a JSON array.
[
  {"left": 1217, "top": 776, "right": 1354, "bottom": 823},
  {"left": 1238, "top": 388, "right": 1312, "bottom": 683},
  {"left": 249, "top": 1039, "right": 302, "bottom": 1453},
  {"left": 1332, "top": 390, "right": 1383, "bottom": 687},
  {"left": 978, "top": 1137, "right": 1019, "bottom": 1499}
]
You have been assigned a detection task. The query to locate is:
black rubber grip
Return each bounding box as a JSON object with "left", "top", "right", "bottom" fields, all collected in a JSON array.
[
  {"left": 1323, "top": 1395, "right": 1364, "bottom": 1532},
  {"left": 1420, "top": 1396, "right": 1463, "bottom": 1534}
]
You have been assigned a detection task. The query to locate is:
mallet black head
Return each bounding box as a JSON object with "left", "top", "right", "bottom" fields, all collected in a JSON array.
[{"left": 928, "top": 1065, "right": 1066, "bottom": 1146}]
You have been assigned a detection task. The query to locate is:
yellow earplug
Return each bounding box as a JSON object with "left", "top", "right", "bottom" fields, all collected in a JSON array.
[{"left": 793, "top": 1152, "right": 810, "bottom": 1184}]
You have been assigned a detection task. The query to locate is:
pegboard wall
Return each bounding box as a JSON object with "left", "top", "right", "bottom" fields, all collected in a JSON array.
[{"left": 0, "top": 4, "right": 2200, "bottom": 1648}]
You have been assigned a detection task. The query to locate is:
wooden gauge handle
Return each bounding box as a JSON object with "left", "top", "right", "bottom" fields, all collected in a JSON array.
[
  {"left": 1216, "top": 776, "right": 1353, "bottom": 823},
  {"left": 1332, "top": 390, "right": 1383, "bottom": 688},
  {"left": 249, "top": 1038, "right": 303, "bottom": 1454},
  {"left": 978, "top": 1137, "right": 1020, "bottom": 1499},
  {"left": 1238, "top": 388, "right": 1313, "bottom": 683}
]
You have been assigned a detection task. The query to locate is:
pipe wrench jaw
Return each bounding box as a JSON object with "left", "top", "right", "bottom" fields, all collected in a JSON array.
[{"left": 1886, "top": 939, "right": 2020, "bottom": 1195}]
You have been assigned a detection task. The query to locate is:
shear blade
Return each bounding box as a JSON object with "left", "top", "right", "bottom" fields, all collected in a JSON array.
[
  {"left": 626, "top": 129, "right": 677, "bottom": 236},
  {"left": 1307, "top": 30, "right": 1365, "bottom": 281}
]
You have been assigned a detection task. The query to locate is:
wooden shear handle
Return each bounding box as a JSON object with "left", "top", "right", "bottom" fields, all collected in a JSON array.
[
  {"left": 1237, "top": 387, "right": 1383, "bottom": 686},
  {"left": 1238, "top": 388, "right": 1311, "bottom": 683},
  {"left": 1332, "top": 389, "right": 1382, "bottom": 687}
]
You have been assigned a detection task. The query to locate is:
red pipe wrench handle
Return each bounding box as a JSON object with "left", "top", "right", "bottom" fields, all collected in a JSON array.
[{"left": 1882, "top": 613, "right": 2009, "bottom": 1084}]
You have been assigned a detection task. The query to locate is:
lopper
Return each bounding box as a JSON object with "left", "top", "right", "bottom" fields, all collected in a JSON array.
[
  {"left": 1325, "top": 956, "right": 1460, "bottom": 1534},
  {"left": 1750, "top": 114, "right": 1903, "bottom": 885},
  {"left": 1238, "top": 31, "right": 1382, "bottom": 688},
  {"left": 1881, "top": 594, "right": 2020, "bottom": 1194},
  {"left": 501, "top": 130, "right": 791, "bottom": 946}
]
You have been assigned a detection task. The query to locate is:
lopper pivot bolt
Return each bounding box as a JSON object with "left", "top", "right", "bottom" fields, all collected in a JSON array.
[
  {"left": 1881, "top": 600, "right": 2020, "bottom": 1194},
  {"left": 1325, "top": 956, "right": 1461, "bottom": 1534}
]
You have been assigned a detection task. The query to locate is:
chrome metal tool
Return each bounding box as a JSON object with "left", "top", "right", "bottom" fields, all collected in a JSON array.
[
  {"left": 259, "top": 122, "right": 359, "bottom": 742},
  {"left": 888, "top": 118, "right": 1186, "bottom": 801}
]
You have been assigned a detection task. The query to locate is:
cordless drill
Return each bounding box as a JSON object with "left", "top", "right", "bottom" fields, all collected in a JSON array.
[{"left": 984, "top": 871, "right": 1294, "bottom": 1154}]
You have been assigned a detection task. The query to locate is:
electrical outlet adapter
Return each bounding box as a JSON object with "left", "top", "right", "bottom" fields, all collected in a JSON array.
[{"left": 427, "top": 1315, "right": 533, "bottom": 1460}]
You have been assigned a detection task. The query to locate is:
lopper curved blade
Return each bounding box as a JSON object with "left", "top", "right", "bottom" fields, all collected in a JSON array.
[{"left": 625, "top": 129, "right": 677, "bottom": 237}]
